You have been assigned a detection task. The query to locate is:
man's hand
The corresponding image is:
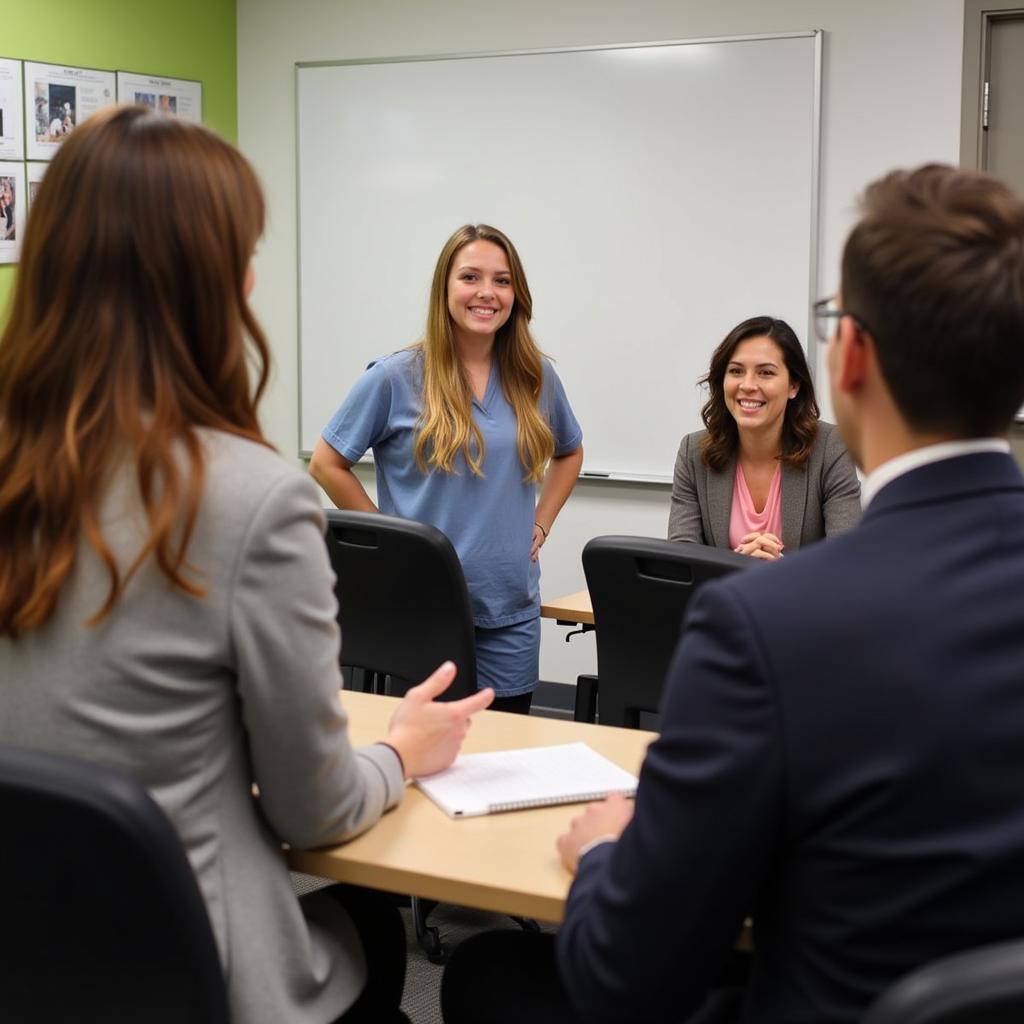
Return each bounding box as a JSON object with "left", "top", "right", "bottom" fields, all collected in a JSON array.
[{"left": 556, "top": 792, "right": 635, "bottom": 874}]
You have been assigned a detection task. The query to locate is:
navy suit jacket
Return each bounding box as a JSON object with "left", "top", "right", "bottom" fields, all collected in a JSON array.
[{"left": 559, "top": 452, "right": 1024, "bottom": 1024}]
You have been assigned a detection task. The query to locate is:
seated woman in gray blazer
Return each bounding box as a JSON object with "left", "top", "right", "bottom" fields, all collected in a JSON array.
[
  {"left": 0, "top": 106, "right": 493, "bottom": 1024},
  {"left": 669, "top": 316, "right": 860, "bottom": 559}
]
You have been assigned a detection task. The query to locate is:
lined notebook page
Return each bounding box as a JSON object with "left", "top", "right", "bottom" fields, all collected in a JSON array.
[{"left": 414, "top": 742, "right": 638, "bottom": 818}]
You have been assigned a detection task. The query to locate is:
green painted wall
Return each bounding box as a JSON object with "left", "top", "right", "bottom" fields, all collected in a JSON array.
[{"left": 1, "top": 0, "right": 238, "bottom": 304}]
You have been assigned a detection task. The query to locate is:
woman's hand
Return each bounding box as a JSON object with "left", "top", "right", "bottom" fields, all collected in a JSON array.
[
  {"left": 531, "top": 446, "right": 583, "bottom": 562},
  {"left": 385, "top": 661, "right": 494, "bottom": 779},
  {"left": 530, "top": 523, "right": 547, "bottom": 561},
  {"left": 556, "top": 792, "right": 635, "bottom": 874},
  {"left": 735, "top": 531, "right": 784, "bottom": 561}
]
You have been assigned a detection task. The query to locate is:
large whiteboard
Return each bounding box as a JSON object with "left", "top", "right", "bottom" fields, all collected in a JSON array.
[{"left": 296, "top": 33, "right": 821, "bottom": 481}]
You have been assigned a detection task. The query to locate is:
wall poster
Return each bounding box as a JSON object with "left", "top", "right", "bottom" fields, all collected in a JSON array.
[
  {"left": 0, "top": 58, "right": 24, "bottom": 160},
  {"left": 116, "top": 71, "right": 202, "bottom": 123},
  {"left": 0, "top": 160, "right": 26, "bottom": 263},
  {"left": 24, "top": 61, "right": 116, "bottom": 161},
  {"left": 26, "top": 161, "right": 47, "bottom": 211}
]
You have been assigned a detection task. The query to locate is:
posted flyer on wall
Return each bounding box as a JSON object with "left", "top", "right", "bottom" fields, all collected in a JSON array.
[
  {"left": 117, "top": 71, "right": 202, "bottom": 123},
  {"left": 24, "top": 61, "right": 116, "bottom": 161},
  {"left": 26, "top": 162, "right": 47, "bottom": 211},
  {"left": 0, "top": 161, "right": 26, "bottom": 263},
  {"left": 0, "top": 58, "right": 24, "bottom": 160}
]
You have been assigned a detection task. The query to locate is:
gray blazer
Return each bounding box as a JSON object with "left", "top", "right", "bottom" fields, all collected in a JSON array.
[
  {"left": 668, "top": 422, "right": 861, "bottom": 551},
  {"left": 0, "top": 430, "right": 404, "bottom": 1024}
]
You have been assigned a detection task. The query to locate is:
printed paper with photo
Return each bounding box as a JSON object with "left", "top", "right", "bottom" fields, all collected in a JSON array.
[
  {"left": 0, "top": 161, "right": 26, "bottom": 263},
  {"left": 26, "top": 162, "right": 47, "bottom": 212},
  {"left": 117, "top": 71, "right": 202, "bottom": 123},
  {"left": 24, "top": 62, "right": 116, "bottom": 161},
  {"left": 0, "top": 58, "right": 24, "bottom": 160}
]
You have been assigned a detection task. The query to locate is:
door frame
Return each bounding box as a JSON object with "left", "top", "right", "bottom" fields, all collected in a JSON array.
[{"left": 961, "top": 0, "right": 1024, "bottom": 169}]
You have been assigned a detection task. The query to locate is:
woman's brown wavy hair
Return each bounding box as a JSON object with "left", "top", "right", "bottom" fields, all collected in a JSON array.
[
  {"left": 699, "top": 316, "right": 820, "bottom": 471},
  {"left": 413, "top": 224, "right": 554, "bottom": 483},
  {"left": 0, "top": 105, "right": 270, "bottom": 638}
]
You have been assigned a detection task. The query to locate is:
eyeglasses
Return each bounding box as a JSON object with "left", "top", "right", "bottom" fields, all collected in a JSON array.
[{"left": 812, "top": 296, "right": 872, "bottom": 343}]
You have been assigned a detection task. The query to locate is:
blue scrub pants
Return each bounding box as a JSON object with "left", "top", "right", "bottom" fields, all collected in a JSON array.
[{"left": 474, "top": 616, "right": 540, "bottom": 703}]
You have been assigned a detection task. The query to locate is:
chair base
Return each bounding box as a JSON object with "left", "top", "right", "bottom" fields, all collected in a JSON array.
[
  {"left": 411, "top": 898, "right": 543, "bottom": 966},
  {"left": 412, "top": 896, "right": 448, "bottom": 964},
  {"left": 574, "top": 674, "right": 598, "bottom": 723}
]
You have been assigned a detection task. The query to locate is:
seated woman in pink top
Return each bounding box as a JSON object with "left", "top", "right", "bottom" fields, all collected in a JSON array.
[{"left": 668, "top": 316, "right": 861, "bottom": 560}]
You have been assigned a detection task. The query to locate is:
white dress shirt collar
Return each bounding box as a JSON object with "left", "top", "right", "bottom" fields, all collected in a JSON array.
[{"left": 862, "top": 438, "right": 1011, "bottom": 510}]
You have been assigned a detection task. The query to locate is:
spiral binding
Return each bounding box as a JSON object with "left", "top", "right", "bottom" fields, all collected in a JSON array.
[{"left": 489, "top": 787, "right": 634, "bottom": 814}]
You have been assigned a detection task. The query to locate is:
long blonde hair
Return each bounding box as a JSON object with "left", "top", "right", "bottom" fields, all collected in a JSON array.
[
  {"left": 413, "top": 224, "right": 554, "bottom": 483},
  {"left": 0, "top": 105, "right": 270, "bottom": 638}
]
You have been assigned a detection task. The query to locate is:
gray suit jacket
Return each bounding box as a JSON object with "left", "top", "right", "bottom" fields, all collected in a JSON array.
[
  {"left": 667, "top": 422, "right": 861, "bottom": 550},
  {"left": 0, "top": 430, "right": 404, "bottom": 1024}
]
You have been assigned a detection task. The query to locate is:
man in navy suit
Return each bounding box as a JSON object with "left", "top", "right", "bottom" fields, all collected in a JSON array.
[{"left": 441, "top": 164, "right": 1024, "bottom": 1024}]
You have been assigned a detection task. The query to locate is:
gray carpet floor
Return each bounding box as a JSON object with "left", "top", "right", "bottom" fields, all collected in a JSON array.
[{"left": 400, "top": 902, "right": 555, "bottom": 1024}]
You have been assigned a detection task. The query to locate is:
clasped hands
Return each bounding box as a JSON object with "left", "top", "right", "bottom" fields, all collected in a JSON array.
[{"left": 734, "top": 530, "right": 783, "bottom": 561}]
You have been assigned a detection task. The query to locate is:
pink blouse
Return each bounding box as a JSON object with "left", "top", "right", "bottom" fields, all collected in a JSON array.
[{"left": 728, "top": 461, "right": 783, "bottom": 550}]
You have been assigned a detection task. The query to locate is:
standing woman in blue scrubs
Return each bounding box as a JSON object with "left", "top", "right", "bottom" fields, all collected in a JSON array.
[{"left": 310, "top": 224, "right": 583, "bottom": 714}]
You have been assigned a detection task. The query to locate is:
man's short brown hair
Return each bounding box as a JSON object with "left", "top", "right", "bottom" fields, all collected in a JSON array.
[{"left": 842, "top": 164, "right": 1024, "bottom": 437}]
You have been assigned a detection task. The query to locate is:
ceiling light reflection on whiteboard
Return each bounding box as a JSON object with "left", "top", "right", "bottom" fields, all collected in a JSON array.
[{"left": 602, "top": 43, "right": 713, "bottom": 62}]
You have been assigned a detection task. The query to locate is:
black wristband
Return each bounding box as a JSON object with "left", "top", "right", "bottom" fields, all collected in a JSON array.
[{"left": 377, "top": 742, "right": 406, "bottom": 779}]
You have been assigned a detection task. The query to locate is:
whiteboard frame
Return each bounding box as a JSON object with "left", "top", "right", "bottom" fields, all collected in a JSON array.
[{"left": 294, "top": 30, "right": 824, "bottom": 483}]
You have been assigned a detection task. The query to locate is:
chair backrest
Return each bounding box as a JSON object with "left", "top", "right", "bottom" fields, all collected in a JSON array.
[
  {"left": 0, "top": 744, "right": 229, "bottom": 1024},
  {"left": 583, "top": 536, "right": 751, "bottom": 728},
  {"left": 861, "top": 939, "right": 1024, "bottom": 1024},
  {"left": 324, "top": 508, "right": 477, "bottom": 699}
]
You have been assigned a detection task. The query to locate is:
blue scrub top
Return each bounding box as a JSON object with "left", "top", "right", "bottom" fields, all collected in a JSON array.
[{"left": 321, "top": 348, "right": 582, "bottom": 628}]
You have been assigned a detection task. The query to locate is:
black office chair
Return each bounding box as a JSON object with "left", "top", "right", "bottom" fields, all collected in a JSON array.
[
  {"left": 0, "top": 744, "right": 229, "bottom": 1024},
  {"left": 324, "top": 508, "right": 477, "bottom": 700},
  {"left": 581, "top": 536, "right": 752, "bottom": 728},
  {"left": 325, "top": 508, "right": 485, "bottom": 962},
  {"left": 861, "top": 939, "right": 1024, "bottom": 1024}
]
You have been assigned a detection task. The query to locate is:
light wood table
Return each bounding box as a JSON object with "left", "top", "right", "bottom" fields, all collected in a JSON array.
[
  {"left": 540, "top": 589, "right": 594, "bottom": 626},
  {"left": 541, "top": 589, "right": 598, "bottom": 721},
  {"left": 287, "top": 691, "right": 654, "bottom": 923}
]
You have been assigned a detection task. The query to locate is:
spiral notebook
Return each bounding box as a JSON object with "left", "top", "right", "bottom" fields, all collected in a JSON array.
[{"left": 414, "top": 742, "right": 638, "bottom": 818}]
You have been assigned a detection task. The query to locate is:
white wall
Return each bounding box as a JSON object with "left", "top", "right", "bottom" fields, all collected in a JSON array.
[{"left": 237, "top": 0, "right": 964, "bottom": 689}]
